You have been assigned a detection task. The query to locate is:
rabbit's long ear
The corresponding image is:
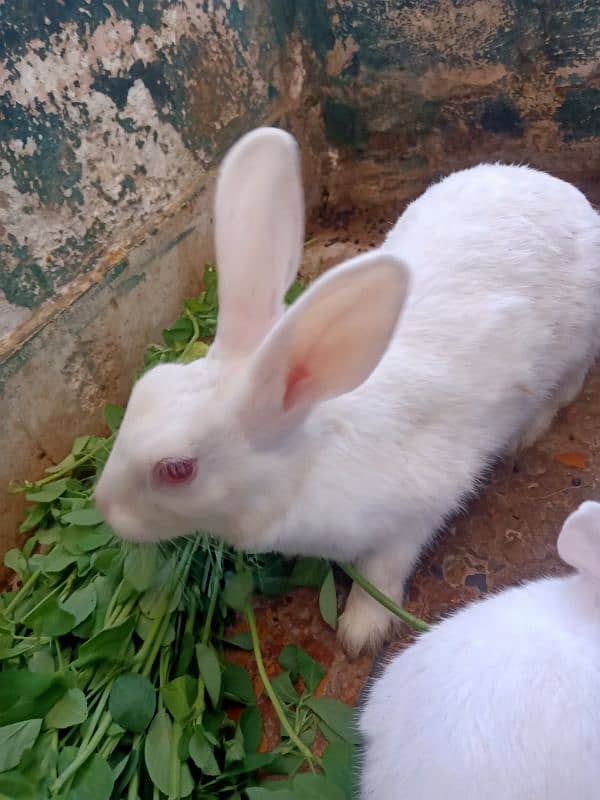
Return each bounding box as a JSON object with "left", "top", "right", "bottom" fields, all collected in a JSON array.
[
  {"left": 239, "top": 252, "right": 410, "bottom": 440},
  {"left": 213, "top": 127, "right": 305, "bottom": 359},
  {"left": 557, "top": 501, "right": 600, "bottom": 579}
]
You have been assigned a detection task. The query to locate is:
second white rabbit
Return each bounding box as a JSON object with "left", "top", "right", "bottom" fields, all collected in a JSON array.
[{"left": 360, "top": 500, "right": 600, "bottom": 799}]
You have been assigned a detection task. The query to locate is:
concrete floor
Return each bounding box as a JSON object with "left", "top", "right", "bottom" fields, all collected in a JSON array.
[{"left": 228, "top": 195, "right": 600, "bottom": 749}]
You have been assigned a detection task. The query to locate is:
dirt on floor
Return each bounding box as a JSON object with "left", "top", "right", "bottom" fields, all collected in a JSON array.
[{"left": 227, "top": 193, "right": 600, "bottom": 749}]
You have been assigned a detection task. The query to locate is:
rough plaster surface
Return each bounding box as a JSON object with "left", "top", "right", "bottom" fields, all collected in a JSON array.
[
  {"left": 4, "top": 1, "right": 600, "bottom": 330},
  {"left": 283, "top": 0, "right": 600, "bottom": 210},
  {"left": 0, "top": 0, "right": 277, "bottom": 318}
]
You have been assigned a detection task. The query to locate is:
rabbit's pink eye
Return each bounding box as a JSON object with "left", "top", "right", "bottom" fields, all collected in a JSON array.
[{"left": 153, "top": 457, "right": 197, "bottom": 486}]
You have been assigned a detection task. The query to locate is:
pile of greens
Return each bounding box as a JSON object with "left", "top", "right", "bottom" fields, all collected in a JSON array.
[{"left": 0, "top": 267, "right": 358, "bottom": 800}]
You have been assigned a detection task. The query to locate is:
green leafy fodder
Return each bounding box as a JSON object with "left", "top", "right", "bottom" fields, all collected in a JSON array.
[{"left": 1, "top": 265, "right": 358, "bottom": 798}]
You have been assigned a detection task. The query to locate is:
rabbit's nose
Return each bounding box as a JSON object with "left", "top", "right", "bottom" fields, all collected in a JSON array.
[{"left": 94, "top": 487, "right": 148, "bottom": 542}]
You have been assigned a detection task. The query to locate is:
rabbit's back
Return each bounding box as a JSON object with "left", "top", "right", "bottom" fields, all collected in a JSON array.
[
  {"left": 360, "top": 576, "right": 600, "bottom": 800},
  {"left": 387, "top": 163, "right": 599, "bottom": 277},
  {"left": 386, "top": 165, "right": 600, "bottom": 346},
  {"left": 371, "top": 164, "right": 600, "bottom": 452},
  {"left": 299, "top": 165, "right": 600, "bottom": 562}
]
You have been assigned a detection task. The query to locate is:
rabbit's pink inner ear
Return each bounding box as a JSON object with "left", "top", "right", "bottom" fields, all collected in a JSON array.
[{"left": 283, "top": 363, "right": 311, "bottom": 412}]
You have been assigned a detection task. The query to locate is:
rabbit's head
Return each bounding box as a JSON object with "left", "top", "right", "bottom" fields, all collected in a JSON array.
[{"left": 95, "top": 128, "right": 410, "bottom": 545}]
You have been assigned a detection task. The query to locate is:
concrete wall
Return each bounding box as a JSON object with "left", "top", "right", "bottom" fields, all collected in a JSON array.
[
  {"left": 2, "top": 0, "right": 600, "bottom": 558},
  {"left": 0, "top": 0, "right": 290, "bottom": 338},
  {"left": 282, "top": 0, "right": 600, "bottom": 212}
]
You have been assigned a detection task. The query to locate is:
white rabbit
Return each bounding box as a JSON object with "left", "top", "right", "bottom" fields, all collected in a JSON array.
[
  {"left": 95, "top": 126, "right": 600, "bottom": 656},
  {"left": 359, "top": 500, "right": 600, "bottom": 800}
]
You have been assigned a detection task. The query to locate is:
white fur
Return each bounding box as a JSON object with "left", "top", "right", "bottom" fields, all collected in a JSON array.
[
  {"left": 95, "top": 127, "right": 600, "bottom": 654},
  {"left": 359, "top": 501, "right": 600, "bottom": 800},
  {"left": 212, "top": 127, "right": 305, "bottom": 358}
]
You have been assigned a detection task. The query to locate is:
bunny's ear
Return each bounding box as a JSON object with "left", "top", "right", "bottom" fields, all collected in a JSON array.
[
  {"left": 213, "top": 127, "right": 305, "bottom": 359},
  {"left": 239, "top": 252, "right": 410, "bottom": 440},
  {"left": 557, "top": 501, "right": 600, "bottom": 579}
]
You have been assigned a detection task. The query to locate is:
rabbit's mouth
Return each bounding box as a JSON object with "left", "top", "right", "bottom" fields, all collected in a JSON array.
[{"left": 96, "top": 498, "right": 190, "bottom": 544}]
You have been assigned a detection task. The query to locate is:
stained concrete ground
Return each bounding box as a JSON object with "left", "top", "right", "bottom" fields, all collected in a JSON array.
[{"left": 227, "top": 189, "right": 600, "bottom": 750}]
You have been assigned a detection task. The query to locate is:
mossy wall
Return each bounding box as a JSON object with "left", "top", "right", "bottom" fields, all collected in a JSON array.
[
  {"left": 0, "top": 0, "right": 288, "bottom": 332},
  {"left": 281, "top": 0, "right": 600, "bottom": 210},
  {"left": 3, "top": 0, "right": 599, "bottom": 341}
]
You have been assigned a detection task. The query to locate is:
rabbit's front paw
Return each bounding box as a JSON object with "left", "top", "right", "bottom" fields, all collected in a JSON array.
[{"left": 337, "top": 587, "right": 395, "bottom": 658}]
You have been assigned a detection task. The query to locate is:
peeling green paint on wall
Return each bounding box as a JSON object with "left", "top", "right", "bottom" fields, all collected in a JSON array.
[
  {"left": 117, "top": 273, "right": 147, "bottom": 294},
  {"left": 1, "top": 0, "right": 279, "bottom": 318},
  {"left": 0, "top": 103, "right": 84, "bottom": 206},
  {"left": 479, "top": 96, "right": 524, "bottom": 137},
  {"left": 0, "top": 256, "right": 53, "bottom": 309},
  {"left": 271, "top": 0, "right": 297, "bottom": 46},
  {"left": 104, "top": 259, "right": 129, "bottom": 285},
  {"left": 555, "top": 89, "right": 600, "bottom": 142},
  {"left": 157, "top": 226, "right": 196, "bottom": 257},
  {"left": 2, "top": 0, "right": 600, "bottom": 328},
  {"left": 323, "top": 100, "right": 368, "bottom": 153},
  {"left": 1, "top": 0, "right": 164, "bottom": 67}
]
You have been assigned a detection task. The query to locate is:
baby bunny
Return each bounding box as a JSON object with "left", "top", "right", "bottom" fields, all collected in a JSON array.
[
  {"left": 95, "top": 126, "right": 600, "bottom": 656},
  {"left": 359, "top": 500, "right": 600, "bottom": 800}
]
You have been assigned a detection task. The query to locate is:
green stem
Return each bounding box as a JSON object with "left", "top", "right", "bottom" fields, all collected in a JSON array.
[
  {"left": 169, "top": 723, "right": 182, "bottom": 800},
  {"left": 85, "top": 664, "right": 120, "bottom": 699},
  {"left": 201, "top": 569, "right": 221, "bottom": 645},
  {"left": 55, "top": 640, "right": 64, "bottom": 672},
  {"left": 127, "top": 768, "right": 140, "bottom": 800},
  {"left": 245, "top": 603, "right": 321, "bottom": 768},
  {"left": 180, "top": 310, "right": 201, "bottom": 361},
  {"left": 10, "top": 441, "right": 111, "bottom": 492},
  {"left": 138, "top": 539, "right": 198, "bottom": 677},
  {"left": 111, "top": 595, "right": 139, "bottom": 625},
  {"left": 51, "top": 711, "right": 112, "bottom": 793},
  {"left": 4, "top": 570, "right": 40, "bottom": 614},
  {"left": 159, "top": 646, "right": 170, "bottom": 689},
  {"left": 338, "top": 562, "right": 430, "bottom": 632},
  {"left": 191, "top": 567, "right": 221, "bottom": 719},
  {"left": 19, "top": 582, "right": 63, "bottom": 624},
  {"left": 80, "top": 684, "right": 111, "bottom": 749},
  {"left": 124, "top": 735, "right": 142, "bottom": 800},
  {"left": 134, "top": 608, "right": 169, "bottom": 669},
  {"left": 58, "top": 571, "right": 77, "bottom": 601},
  {"left": 140, "top": 608, "right": 173, "bottom": 679},
  {"left": 103, "top": 580, "right": 123, "bottom": 626}
]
